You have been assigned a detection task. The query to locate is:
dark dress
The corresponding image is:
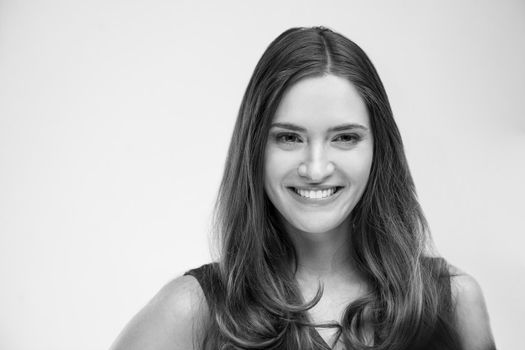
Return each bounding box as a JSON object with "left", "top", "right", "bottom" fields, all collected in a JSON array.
[{"left": 184, "top": 259, "right": 463, "bottom": 350}]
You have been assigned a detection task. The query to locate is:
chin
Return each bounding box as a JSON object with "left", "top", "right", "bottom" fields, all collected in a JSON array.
[{"left": 290, "top": 217, "right": 348, "bottom": 235}]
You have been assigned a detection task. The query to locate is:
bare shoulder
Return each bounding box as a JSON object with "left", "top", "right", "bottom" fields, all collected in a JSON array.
[
  {"left": 110, "top": 275, "right": 208, "bottom": 350},
  {"left": 449, "top": 265, "right": 496, "bottom": 350}
]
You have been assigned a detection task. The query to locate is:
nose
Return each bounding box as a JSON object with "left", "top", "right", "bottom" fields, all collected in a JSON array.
[{"left": 297, "top": 143, "right": 335, "bottom": 182}]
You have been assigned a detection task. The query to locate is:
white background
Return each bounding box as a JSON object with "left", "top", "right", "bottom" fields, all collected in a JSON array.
[{"left": 1, "top": 1, "right": 523, "bottom": 349}]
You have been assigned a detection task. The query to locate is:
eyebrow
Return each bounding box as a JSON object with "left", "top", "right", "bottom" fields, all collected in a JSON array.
[{"left": 270, "top": 122, "right": 369, "bottom": 132}]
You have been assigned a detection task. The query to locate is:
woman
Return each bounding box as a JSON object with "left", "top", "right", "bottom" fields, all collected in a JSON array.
[{"left": 110, "top": 27, "right": 495, "bottom": 350}]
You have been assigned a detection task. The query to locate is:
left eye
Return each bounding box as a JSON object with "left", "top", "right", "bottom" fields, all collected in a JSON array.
[{"left": 333, "top": 134, "right": 360, "bottom": 143}]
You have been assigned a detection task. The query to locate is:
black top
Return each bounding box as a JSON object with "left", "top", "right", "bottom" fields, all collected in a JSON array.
[
  {"left": 184, "top": 260, "right": 462, "bottom": 349},
  {"left": 184, "top": 263, "right": 329, "bottom": 347}
]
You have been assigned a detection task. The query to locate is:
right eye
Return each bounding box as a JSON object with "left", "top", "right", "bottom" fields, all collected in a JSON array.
[{"left": 275, "top": 133, "right": 303, "bottom": 144}]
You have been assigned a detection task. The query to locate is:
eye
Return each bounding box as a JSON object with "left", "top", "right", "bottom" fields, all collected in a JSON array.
[
  {"left": 333, "top": 133, "right": 361, "bottom": 143},
  {"left": 275, "top": 132, "right": 303, "bottom": 144}
]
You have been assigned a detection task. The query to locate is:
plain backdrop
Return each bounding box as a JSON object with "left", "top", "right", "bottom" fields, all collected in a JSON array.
[{"left": 1, "top": 1, "right": 524, "bottom": 349}]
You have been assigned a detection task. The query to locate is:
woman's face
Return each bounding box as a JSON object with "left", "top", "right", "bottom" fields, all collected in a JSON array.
[{"left": 264, "top": 74, "right": 373, "bottom": 235}]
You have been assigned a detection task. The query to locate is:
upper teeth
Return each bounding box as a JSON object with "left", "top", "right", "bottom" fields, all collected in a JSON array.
[{"left": 295, "top": 187, "right": 337, "bottom": 199}]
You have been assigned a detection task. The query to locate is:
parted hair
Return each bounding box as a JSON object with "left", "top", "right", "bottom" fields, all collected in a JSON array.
[{"left": 204, "top": 27, "right": 461, "bottom": 350}]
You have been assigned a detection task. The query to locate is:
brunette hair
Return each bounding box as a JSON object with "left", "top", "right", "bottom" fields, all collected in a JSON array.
[{"left": 205, "top": 27, "right": 461, "bottom": 349}]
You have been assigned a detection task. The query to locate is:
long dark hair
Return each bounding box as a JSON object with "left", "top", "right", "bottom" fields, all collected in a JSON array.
[{"left": 204, "top": 27, "right": 460, "bottom": 350}]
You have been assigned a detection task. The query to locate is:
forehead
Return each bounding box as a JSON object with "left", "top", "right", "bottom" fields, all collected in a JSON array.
[{"left": 272, "top": 74, "right": 369, "bottom": 128}]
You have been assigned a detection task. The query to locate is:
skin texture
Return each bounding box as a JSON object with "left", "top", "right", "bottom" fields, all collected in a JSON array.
[
  {"left": 109, "top": 276, "right": 206, "bottom": 350},
  {"left": 451, "top": 269, "right": 496, "bottom": 349}
]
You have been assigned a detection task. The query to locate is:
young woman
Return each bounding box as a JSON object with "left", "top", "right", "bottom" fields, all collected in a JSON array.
[{"left": 110, "top": 27, "right": 495, "bottom": 350}]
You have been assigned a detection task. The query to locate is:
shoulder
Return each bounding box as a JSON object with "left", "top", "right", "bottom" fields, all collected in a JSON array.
[
  {"left": 449, "top": 266, "right": 496, "bottom": 350},
  {"left": 110, "top": 274, "right": 208, "bottom": 350}
]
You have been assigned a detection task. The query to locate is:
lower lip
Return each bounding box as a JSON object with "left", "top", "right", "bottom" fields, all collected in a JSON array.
[{"left": 287, "top": 187, "right": 344, "bottom": 206}]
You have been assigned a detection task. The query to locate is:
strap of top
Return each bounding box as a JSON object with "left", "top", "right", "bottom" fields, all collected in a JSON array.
[
  {"left": 184, "top": 263, "right": 330, "bottom": 349},
  {"left": 184, "top": 263, "right": 220, "bottom": 308}
]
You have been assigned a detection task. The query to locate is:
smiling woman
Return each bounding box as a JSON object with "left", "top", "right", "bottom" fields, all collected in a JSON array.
[
  {"left": 110, "top": 27, "right": 496, "bottom": 350},
  {"left": 264, "top": 75, "right": 373, "bottom": 236}
]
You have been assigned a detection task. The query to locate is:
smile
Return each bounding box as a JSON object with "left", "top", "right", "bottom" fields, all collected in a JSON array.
[{"left": 288, "top": 186, "right": 343, "bottom": 200}]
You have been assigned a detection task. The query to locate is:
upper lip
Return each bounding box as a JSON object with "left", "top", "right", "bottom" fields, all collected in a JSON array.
[{"left": 288, "top": 185, "right": 343, "bottom": 190}]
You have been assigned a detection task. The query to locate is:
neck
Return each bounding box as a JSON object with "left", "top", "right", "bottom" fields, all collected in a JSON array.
[{"left": 285, "top": 219, "right": 359, "bottom": 282}]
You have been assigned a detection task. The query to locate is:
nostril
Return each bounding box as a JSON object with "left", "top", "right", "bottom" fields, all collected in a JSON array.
[
  {"left": 297, "top": 163, "right": 308, "bottom": 177},
  {"left": 297, "top": 161, "right": 335, "bottom": 178}
]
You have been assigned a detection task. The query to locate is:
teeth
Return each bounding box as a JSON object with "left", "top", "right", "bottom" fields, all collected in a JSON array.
[{"left": 295, "top": 187, "right": 338, "bottom": 199}]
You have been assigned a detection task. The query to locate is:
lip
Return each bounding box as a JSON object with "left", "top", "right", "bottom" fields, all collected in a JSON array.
[
  {"left": 287, "top": 186, "right": 344, "bottom": 206},
  {"left": 292, "top": 185, "right": 343, "bottom": 191}
]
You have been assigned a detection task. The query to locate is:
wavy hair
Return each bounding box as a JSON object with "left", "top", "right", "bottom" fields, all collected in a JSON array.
[{"left": 204, "top": 27, "right": 461, "bottom": 350}]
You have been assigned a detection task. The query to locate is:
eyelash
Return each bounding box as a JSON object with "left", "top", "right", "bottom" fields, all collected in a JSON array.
[
  {"left": 275, "top": 133, "right": 302, "bottom": 143},
  {"left": 274, "top": 133, "right": 362, "bottom": 144}
]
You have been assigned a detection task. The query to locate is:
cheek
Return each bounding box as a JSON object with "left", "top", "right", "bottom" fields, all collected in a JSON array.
[
  {"left": 340, "top": 148, "right": 373, "bottom": 186},
  {"left": 263, "top": 149, "right": 282, "bottom": 197},
  {"left": 264, "top": 148, "right": 294, "bottom": 183}
]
